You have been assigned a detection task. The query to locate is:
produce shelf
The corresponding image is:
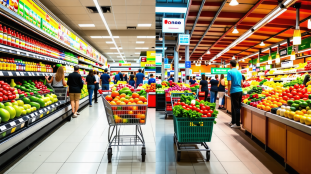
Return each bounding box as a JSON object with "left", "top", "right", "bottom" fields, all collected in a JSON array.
[
  {"left": 0, "top": 5, "right": 104, "bottom": 66},
  {"left": 0, "top": 44, "right": 77, "bottom": 66},
  {"left": 261, "top": 70, "right": 310, "bottom": 76},
  {"left": 0, "top": 71, "right": 54, "bottom": 77}
]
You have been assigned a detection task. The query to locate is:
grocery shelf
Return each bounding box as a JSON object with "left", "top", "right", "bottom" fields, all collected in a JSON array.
[
  {"left": 79, "top": 59, "right": 105, "bottom": 70},
  {"left": 0, "top": 44, "right": 77, "bottom": 66},
  {"left": 0, "top": 71, "right": 54, "bottom": 77},
  {"left": 261, "top": 70, "right": 310, "bottom": 76},
  {"left": 0, "top": 6, "right": 104, "bottom": 66}
]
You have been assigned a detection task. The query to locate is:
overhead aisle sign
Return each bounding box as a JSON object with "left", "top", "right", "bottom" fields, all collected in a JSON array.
[
  {"left": 162, "top": 18, "right": 184, "bottom": 33},
  {"left": 211, "top": 68, "right": 230, "bottom": 74},
  {"left": 141, "top": 51, "right": 156, "bottom": 68},
  {"left": 179, "top": 34, "right": 190, "bottom": 45}
]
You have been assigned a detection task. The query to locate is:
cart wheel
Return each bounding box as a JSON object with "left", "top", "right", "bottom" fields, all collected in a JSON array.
[
  {"left": 141, "top": 147, "right": 146, "bottom": 162},
  {"left": 176, "top": 151, "right": 181, "bottom": 162},
  {"left": 108, "top": 148, "right": 112, "bottom": 163},
  {"left": 206, "top": 151, "right": 210, "bottom": 161}
]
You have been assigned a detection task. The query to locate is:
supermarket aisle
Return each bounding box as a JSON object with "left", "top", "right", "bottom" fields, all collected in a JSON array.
[{"left": 4, "top": 97, "right": 288, "bottom": 174}]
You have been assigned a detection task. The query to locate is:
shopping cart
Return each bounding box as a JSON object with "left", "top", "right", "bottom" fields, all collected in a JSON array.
[
  {"left": 165, "top": 92, "right": 197, "bottom": 119},
  {"left": 171, "top": 94, "right": 215, "bottom": 162},
  {"left": 101, "top": 94, "right": 148, "bottom": 163},
  {"left": 50, "top": 86, "right": 68, "bottom": 103}
]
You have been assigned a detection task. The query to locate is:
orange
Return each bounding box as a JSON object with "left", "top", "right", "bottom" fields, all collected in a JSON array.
[
  {"left": 144, "top": 102, "right": 147, "bottom": 104},
  {"left": 120, "top": 97, "right": 125, "bottom": 102},
  {"left": 120, "top": 102, "right": 126, "bottom": 105},
  {"left": 111, "top": 91, "right": 119, "bottom": 98},
  {"left": 129, "top": 98, "right": 134, "bottom": 103},
  {"left": 120, "top": 93, "right": 126, "bottom": 98},
  {"left": 140, "top": 119, "right": 145, "bottom": 124},
  {"left": 265, "top": 106, "right": 271, "bottom": 112},
  {"left": 105, "top": 95, "right": 113, "bottom": 101},
  {"left": 116, "top": 101, "right": 121, "bottom": 105},
  {"left": 301, "top": 109, "right": 307, "bottom": 114},
  {"left": 128, "top": 111, "right": 133, "bottom": 115},
  {"left": 272, "top": 104, "right": 278, "bottom": 108},
  {"left": 110, "top": 101, "right": 116, "bottom": 105},
  {"left": 124, "top": 99, "right": 129, "bottom": 104},
  {"left": 140, "top": 114, "right": 146, "bottom": 119},
  {"left": 137, "top": 101, "right": 143, "bottom": 104},
  {"left": 132, "top": 93, "right": 139, "bottom": 99},
  {"left": 134, "top": 98, "right": 140, "bottom": 103},
  {"left": 128, "top": 102, "right": 132, "bottom": 105},
  {"left": 277, "top": 102, "right": 282, "bottom": 107},
  {"left": 261, "top": 105, "right": 266, "bottom": 111},
  {"left": 133, "top": 106, "right": 137, "bottom": 110},
  {"left": 139, "top": 96, "right": 146, "bottom": 102}
]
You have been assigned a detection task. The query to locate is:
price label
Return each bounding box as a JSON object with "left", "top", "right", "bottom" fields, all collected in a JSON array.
[
  {"left": 32, "top": 118, "right": 36, "bottom": 122},
  {"left": 16, "top": 72, "right": 20, "bottom": 76},
  {"left": 47, "top": 106, "right": 51, "bottom": 110},
  {"left": 34, "top": 112, "right": 38, "bottom": 116},
  {"left": 30, "top": 113, "right": 35, "bottom": 117},
  {"left": 10, "top": 122, "right": 16, "bottom": 127},
  {"left": 2, "top": 48, "right": 9, "bottom": 52},
  {"left": 28, "top": 73, "right": 32, "bottom": 76},
  {"left": 20, "top": 72, "right": 24, "bottom": 76},
  {"left": 44, "top": 108, "right": 47, "bottom": 112},
  {"left": 0, "top": 125, "right": 6, "bottom": 131},
  {"left": 52, "top": 104, "right": 55, "bottom": 108},
  {"left": 20, "top": 52, "right": 27, "bottom": 56},
  {"left": 56, "top": 103, "right": 59, "bottom": 106},
  {"left": 8, "top": 72, "right": 13, "bottom": 76},
  {"left": 29, "top": 54, "right": 34, "bottom": 57},
  {"left": 18, "top": 118, "right": 24, "bottom": 122},
  {"left": 11, "top": 50, "right": 17, "bottom": 54},
  {"left": 39, "top": 110, "right": 43, "bottom": 114},
  {"left": 0, "top": 71, "right": 3, "bottom": 76},
  {"left": 36, "top": 73, "right": 40, "bottom": 76}
]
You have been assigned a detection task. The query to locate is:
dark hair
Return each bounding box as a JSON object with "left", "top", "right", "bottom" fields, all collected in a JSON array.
[
  {"left": 131, "top": 72, "right": 133, "bottom": 74},
  {"left": 202, "top": 74, "right": 206, "bottom": 80},
  {"left": 230, "top": 60, "right": 237, "bottom": 67},
  {"left": 215, "top": 75, "right": 219, "bottom": 79},
  {"left": 150, "top": 74, "right": 154, "bottom": 77},
  {"left": 193, "top": 76, "right": 195, "bottom": 79},
  {"left": 179, "top": 77, "right": 181, "bottom": 79},
  {"left": 159, "top": 76, "right": 161, "bottom": 80},
  {"left": 74, "top": 66, "right": 79, "bottom": 71},
  {"left": 138, "top": 69, "right": 142, "bottom": 72},
  {"left": 170, "top": 75, "right": 173, "bottom": 78},
  {"left": 88, "top": 70, "right": 94, "bottom": 76},
  {"left": 104, "top": 69, "right": 108, "bottom": 72}
]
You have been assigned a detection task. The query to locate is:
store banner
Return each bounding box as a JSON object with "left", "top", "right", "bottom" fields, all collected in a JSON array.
[
  {"left": 164, "top": 58, "right": 168, "bottom": 64},
  {"left": 211, "top": 68, "right": 230, "bottom": 74},
  {"left": 141, "top": 51, "right": 156, "bottom": 67},
  {"left": 179, "top": 64, "right": 185, "bottom": 69},
  {"left": 280, "top": 48, "right": 288, "bottom": 57},
  {"left": 119, "top": 63, "right": 131, "bottom": 66},
  {"left": 162, "top": 18, "right": 184, "bottom": 33},
  {"left": 156, "top": 53, "right": 162, "bottom": 65},
  {"left": 299, "top": 36, "right": 311, "bottom": 51},
  {"left": 281, "top": 61, "right": 293, "bottom": 67},
  {"left": 164, "top": 64, "right": 171, "bottom": 69}
]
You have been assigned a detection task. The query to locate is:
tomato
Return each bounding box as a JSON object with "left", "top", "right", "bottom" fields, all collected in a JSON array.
[
  {"left": 298, "top": 92, "right": 303, "bottom": 98},
  {"left": 181, "top": 102, "right": 185, "bottom": 106},
  {"left": 303, "top": 98, "right": 308, "bottom": 101},
  {"left": 208, "top": 110, "right": 214, "bottom": 114},
  {"left": 200, "top": 103, "right": 204, "bottom": 107},
  {"left": 300, "top": 84, "right": 305, "bottom": 88},
  {"left": 186, "top": 108, "right": 190, "bottom": 110},
  {"left": 203, "top": 110, "right": 208, "bottom": 114},
  {"left": 207, "top": 113, "right": 212, "bottom": 117},
  {"left": 188, "top": 106, "right": 193, "bottom": 110},
  {"left": 302, "top": 88, "right": 307, "bottom": 93},
  {"left": 285, "top": 89, "right": 290, "bottom": 93},
  {"left": 3, "top": 95, "right": 8, "bottom": 101},
  {"left": 0, "top": 97, "right": 3, "bottom": 102},
  {"left": 291, "top": 91, "right": 297, "bottom": 96},
  {"left": 206, "top": 106, "right": 210, "bottom": 110},
  {"left": 289, "top": 86, "right": 294, "bottom": 91},
  {"left": 201, "top": 106, "right": 206, "bottom": 110},
  {"left": 201, "top": 115, "right": 207, "bottom": 118},
  {"left": 294, "top": 95, "right": 300, "bottom": 100},
  {"left": 294, "top": 84, "right": 299, "bottom": 89},
  {"left": 195, "top": 99, "right": 199, "bottom": 102},
  {"left": 297, "top": 88, "right": 301, "bottom": 93},
  {"left": 287, "top": 93, "right": 293, "bottom": 98},
  {"left": 12, "top": 94, "right": 16, "bottom": 99},
  {"left": 283, "top": 96, "right": 289, "bottom": 101},
  {"left": 282, "top": 92, "right": 287, "bottom": 96},
  {"left": 178, "top": 99, "right": 180, "bottom": 102},
  {"left": 303, "top": 94, "right": 309, "bottom": 99},
  {"left": 196, "top": 108, "right": 201, "bottom": 112},
  {"left": 185, "top": 104, "right": 189, "bottom": 108},
  {"left": 182, "top": 106, "right": 186, "bottom": 109},
  {"left": 191, "top": 103, "right": 195, "bottom": 106}
]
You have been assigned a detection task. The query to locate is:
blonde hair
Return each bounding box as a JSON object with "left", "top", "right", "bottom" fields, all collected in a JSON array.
[{"left": 55, "top": 66, "right": 64, "bottom": 82}]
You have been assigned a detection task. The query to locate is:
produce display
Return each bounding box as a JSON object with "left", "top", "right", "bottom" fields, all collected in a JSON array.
[
  {"left": 172, "top": 95, "right": 218, "bottom": 123},
  {"left": 139, "top": 83, "right": 158, "bottom": 92},
  {"left": 164, "top": 84, "right": 191, "bottom": 93}
]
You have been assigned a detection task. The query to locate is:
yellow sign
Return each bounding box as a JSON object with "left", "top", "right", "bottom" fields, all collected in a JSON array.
[
  {"left": 120, "top": 63, "right": 131, "bottom": 66},
  {"left": 147, "top": 51, "right": 156, "bottom": 58}
]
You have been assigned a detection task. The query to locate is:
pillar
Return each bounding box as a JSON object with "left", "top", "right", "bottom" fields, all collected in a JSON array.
[
  {"left": 185, "top": 30, "right": 189, "bottom": 84},
  {"left": 174, "top": 48, "right": 179, "bottom": 82}
]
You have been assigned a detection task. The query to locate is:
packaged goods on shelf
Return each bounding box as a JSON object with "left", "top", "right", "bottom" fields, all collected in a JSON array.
[{"left": 0, "top": 57, "right": 53, "bottom": 72}]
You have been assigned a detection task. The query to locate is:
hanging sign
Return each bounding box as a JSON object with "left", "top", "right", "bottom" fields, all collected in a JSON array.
[
  {"left": 281, "top": 61, "right": 293, "bottom": 68},
  {"left": 280, "top": 48, "right": 288, "bottom": 57},
  {"left": 185, "top": 61, "right": 191, "bottom": 68},
  {"left": 141, "top": 57, "right": 146, "bottom": 62},
  {"left": 164, "top": 64, "right": 171, "bottom": 69},
  {"left": 211, "top": 68, "right": 230, "bottom": 74},
  {"left": 178, "top": 34, "right": 190, "bottom": 45},
  {"left": 164, "top": 58, "right": 168, "bottom": 64},
  {"left": 162, "top": 18, "right": 184, "bottom": 33}
]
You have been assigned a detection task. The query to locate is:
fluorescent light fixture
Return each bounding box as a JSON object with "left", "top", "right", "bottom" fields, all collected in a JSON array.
[
  {"left": 135, "top": 47, "right": 149, "bottom": 49},
  {"left": 284, "top": 0, "right": 292, "bottom": 6},
  {"left": 137, "top": 36, "right": 156, "bottom": 38},
  {"left": 200, "top": 57, "right": 202, "bottom": 60},
  {"left": 110, "top": 47, "right": 122, "bottom": 49},
  {"left": 156, "top": 47, "right": 167, "bottom": 50},
  {"left": 106, "top": 41, "right": 114, "bottom": 44},
  {"left": 232, "top": 26, "right": 239, "bottom": 34},
  {"left": 147, "top": 36, "right": 155, "bottom": 38},
  {"left": 206, "top": 50, "right": 211, "bottom": 54},
  {"left": 155, "top": 7, "right": 187, "bottom": 13},
  {"left": 135, "top": 52, "right": 140, "bottom": 54},
  {"left": 90, "top": 36, "right": 103, "bottom": 38},
  {"left": 137, "top": 24, "right": 152, "bottom": 27},
  {"left": 260, "top": 41, "right": 265, "bottom": 46},
  {"left": 308, "top": 19, "right": 311, "bottom": 29},
  {"left": 91, "top": 36, "right": 119, "bottom": 38},
  {"left": 229, "top": 0, "right": 239, "bottom": 6},
  {"left": 136, "top": 41, "right": 145, "bottom": 44},
  {"left": 78, "top": 24, "right": 95, "bottom": 27},
  {"left": 232, "top": 56, "right": 235, "bottom": 60}
]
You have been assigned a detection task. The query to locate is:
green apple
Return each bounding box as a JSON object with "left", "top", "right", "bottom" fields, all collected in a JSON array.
[
  {"left": 26, "top": 109, "right": 32, "bottom": 114},
  {"left": 17, "top": 100, "right": 24, "bottom": 106},
  {"left": 4, "top": 102, "right": 12, "bottom": 107}
]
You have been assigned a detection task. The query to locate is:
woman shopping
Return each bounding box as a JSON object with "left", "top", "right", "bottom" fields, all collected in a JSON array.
[
  {"left": 45, "top": 66, "right": 67, "bottom": 87},
  {"left": 210, "top": 75, "right": 219, "bottom": 103},
  {"left": 86, "top": 70, "right": 97, "bottom": 107},
  {"left": 129, "top": 72, "right": 135, "bottom": 87},
  {"left": 218, "top": 74, "right": 226, "bottom": 109},
  {"left": 199, "top": 74, "right": 209, "bottom": 101}
]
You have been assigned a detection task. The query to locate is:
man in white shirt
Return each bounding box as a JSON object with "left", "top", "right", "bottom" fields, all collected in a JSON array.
[{"left": 94, "top": 71, "right": 100, "bottom": 103}]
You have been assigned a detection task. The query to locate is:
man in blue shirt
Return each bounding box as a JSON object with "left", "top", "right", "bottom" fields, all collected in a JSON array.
[
  {"left": 135, "top": 69, "right": 145, "bottom": 87},
  {"left": 118, "top": 71, "right": 123, "bottom": 81},
  {"left": 100, "top": 69, "right": 110, "bottom": 90},
  {"left": 148, "top": 74, "right": 156, "bottom": 85},
  {"left": 168, "top": 75, "right": 174, "bottom": 82},
  {"left": 189, "top": 76, "right": 196, "bottom": 85},
  {"left": 227, "top": 60, "right": 243, "bottom": 129},
  {"left": 114, "top": 73, "right": 120, "bottom": 84}
]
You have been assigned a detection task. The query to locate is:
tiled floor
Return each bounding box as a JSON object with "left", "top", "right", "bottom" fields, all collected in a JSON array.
[{"left": 4, "top": 98, "right": 288, "bottom": 174}]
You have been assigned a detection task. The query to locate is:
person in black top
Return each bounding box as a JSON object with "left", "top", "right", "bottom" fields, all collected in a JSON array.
[
  {"left": 118, "top": 71, "right": 123, "bottom": 81},
  {"left": 218, "top": 74, "right": 226, "bottom": 109},
  {"left": 129, "top": 72, "right": 135, "bottom": 87},
  {"left": 124, "top": 73, "right": 128, "bottom": 83},
  {"left": 86, "top": 70, "right": 97, "bottom": 107},
  {"left": 210, "top": 75, "right": 219, "bottom": 103},
  {"left": 67, "top": 66, "right": 84, "bottom": 118},
  {"left": 200, "top": 74, "right": 209, "bottom": 101}
]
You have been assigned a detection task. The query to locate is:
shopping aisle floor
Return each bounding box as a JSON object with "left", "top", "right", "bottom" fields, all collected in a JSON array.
[{"left": 4, "top": 97, "right": 288, "bottom": 174}]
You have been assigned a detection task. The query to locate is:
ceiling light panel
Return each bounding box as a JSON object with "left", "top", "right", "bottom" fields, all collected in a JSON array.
[
  {"left": 135, "top": 47, "right": 149, "bottom": 49},
  {"left": 136, "top": 41, "right": 145, "bottom": 44},
  {"left": 155, "top": 7, "right": 187, "bottom": 13},
  {"left": 78, "top": 24, "right": 95, "bottom": 27},
  {"left": 137, "top": 24, "right": 152, "bottom": 27},
  {"left": 110, "top": 47, "right": 122, "bottom": 49},
  {"left": 106, "top": 41, "right": 114, "bottom": 44}
]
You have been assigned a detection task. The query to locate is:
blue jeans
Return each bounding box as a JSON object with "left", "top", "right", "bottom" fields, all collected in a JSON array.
[
  {"left": 102, "top": 84, "right": 109, "bottom": 90},
  {"left": 87, "top": 85, "right": 95, "bottom": 105},
  {"left": 129, "top": 80, "right": 135, "bottom": 87},
  {"left": 210, "top": 91, "right": 217, "bottom": 103}
]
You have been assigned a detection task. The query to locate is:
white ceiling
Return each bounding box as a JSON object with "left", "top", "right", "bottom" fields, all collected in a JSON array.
[{"left": 39, "top": 0, "right": 156, "bottom": 62}]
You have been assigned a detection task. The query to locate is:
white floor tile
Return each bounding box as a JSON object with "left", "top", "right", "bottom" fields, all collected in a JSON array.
[
  {"left": 34, "top": 163, "right": 63, "bottom": 173},
  {"left": 66, "top": 151, "right": 105, "bottom": 163},
  {"left": 57, "top": 163, "right": 100, "bottom": 174}
]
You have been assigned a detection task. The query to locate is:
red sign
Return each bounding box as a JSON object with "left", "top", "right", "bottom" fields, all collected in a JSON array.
[
  {"left": 129, "top": 68, "right": 131, "bottom": 70},
  {"left": 46, "top": 14, "right": 50, "bottom": 22},
  {"left": 241, "top": 69, "right": 247, "bottom": 74},
  {"left": 141, "top": 57, "right": 146, "bottom": 62}
]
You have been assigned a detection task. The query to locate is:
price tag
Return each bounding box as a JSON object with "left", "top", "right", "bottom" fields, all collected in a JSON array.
[
  {"left": 2, "top": 48, "right": 9, "bottom": 52},
  {"left": 32, "top": 118, "right": 36, "bottom": 122},
  {"left": 30, "top": 113, "right": 35, "bottom": 117},
  {"left": 20, "top": 52, "right": 27, "bottom": 56},
  {"left": 8, "top": 72, "right": 13, "bottom": 76},
  {"left": 34, "top": 112, "right": 38, "bottom": 116},
  {"left": 28, "top": 73, "right": 32, "bottom": 76},
  {"left": 39, "top": 110, "right": 43, "bottom": 114},
  {"left": 0, "top": 125, "right": 6, "bottom": 131},
  {"left": 20, "top": 72, "right": 24, "bottom": 76},
  {"left": 11, "top": 50, "right": 17, "bottom": 54},
  {"left": 47, "top": 106, "right": 51, "bottom": 110},
  {"left": 52, "top": 104, "right": 55, "bottom": 108},
  {"left": 0, "top": 71, "right": 3, "bottom": 76},
  {"left": 10, "top": 122, "right": 16, "bottom": 127},
  {"left": 18, "top": 118, "right": 24, "bottom": 122},
  {"left": 36, "top": 73, "right": 40, "bottom": 76},
  {"left": 16, "top": 72, "right": 20, "bottom": 76},
  {"left": 44, "top": 108, "right": 47, "bottom": 112},
  {"left": 29, "top": 54, "right": 34, "bottom": 57},
  {"left": 56, "top": 103, "right": 59, "bottom": 106}
]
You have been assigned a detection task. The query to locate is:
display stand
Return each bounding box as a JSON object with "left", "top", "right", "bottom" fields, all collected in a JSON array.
[{"left": 148, "top": 92, "right": 156, "bottom": 108}]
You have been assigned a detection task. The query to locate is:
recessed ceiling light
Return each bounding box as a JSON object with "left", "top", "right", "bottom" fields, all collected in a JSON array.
[
  {"left": 137, "top": 36, "right": 155, "bottom": 38},
  {"left": 106, "top": 41, "right": 114, "bottom": 44},
  {"left": 110, "top": 47, "right": 122, "bottom": 49},
  {"left": 137, "top": 24, "right": 152, "bottom": 27},
  {"left": 102, "top": 36, "right": 119, "bottom": 38},
  {"left": 90, "top": 36, "right": 103, "bottom": 38},
  {"left": 78, "top": 24, "right": 95, "bottom": 27},
  {"left": 155, "top": 7, "right": 187, "bottom": 13},
  {"left": 136, "top": 41, "right": 145, "bottom": 44},
  {"left": 135, "top": 52, "right": 140, "bottom": 54},
  {"left": 135, "top": 47, "right": 148, "bottom": 49}
]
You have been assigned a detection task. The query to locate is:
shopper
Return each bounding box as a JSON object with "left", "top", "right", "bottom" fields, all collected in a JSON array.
[
  {"left": 114, "top": 73, "right": 120, "bottom": 84},
  {"left": 218, "top": 74, "right": 226, "bottom": 109},
  {"left": 199, "top": 74, "right": 209, "bottom": 101},
  {"left": 135, "top": 69, "right": 145, "bottom": 87},
  {"left": 124, "top": 73, "right": 128, "bottom": 83},
  {"left": 67, "top": 66, "right": 84, "bottom": 118},
  {"left": 86, "top": 70, "right": 97, "bottom": 107},
  {"left": 118, "top": 71, "right": 123, "bottom": 81},
  {"left": 148, "top": 74, "right": 156, "bottom": 85},
  {"left": 178, "top": 77, "right": 182, "bottom": 83},
  {"left": 210, "top": 75, "right": 219, "bottom": 103},
  {"left": 100, "top": 69, "right": 110, "bottom": 90},
  {"left": 129, "top": 72, "right": 135, "bottom": 87},
  {"left": 45, "top": 66, "right": 67, "bottom": 87},
  {"left": 227, "top": 60, "right": 243, "bottom": 128},
  {"left": 94, "top": 71, "right": 100, "bottom": 103},
  {"left": 168, "top": 75, "right": 174, "bottom": 82},
  {"left": 189, "top": 76, "right": 196, "bottom": 85}
]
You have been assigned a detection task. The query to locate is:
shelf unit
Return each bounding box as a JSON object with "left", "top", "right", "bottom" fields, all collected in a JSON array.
[{"left": 261, "top": 70, "right": 309, "bottom": 76}]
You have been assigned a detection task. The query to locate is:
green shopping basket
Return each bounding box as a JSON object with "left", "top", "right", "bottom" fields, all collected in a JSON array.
[{"left": 173, "top": 115, "right": 215, "bottom": 143}]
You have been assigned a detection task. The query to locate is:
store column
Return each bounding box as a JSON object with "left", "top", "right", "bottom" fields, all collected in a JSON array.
[
  {"left": 185, "top": 30, "right": 190, "bottom": 84},
  {"left": 161, "top": 33, "right": 165, "bottom": 80},
  {"left": 174, "top": 49, "right": 179, "bottom": 82}
]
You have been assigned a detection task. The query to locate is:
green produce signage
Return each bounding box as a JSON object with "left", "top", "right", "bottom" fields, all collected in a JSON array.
[
  {"left": 299, "top": 36, "right": 311, "bottom": 51},
  {"left": 211, "top": 68, "right": 230, "bottom": 74}
]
